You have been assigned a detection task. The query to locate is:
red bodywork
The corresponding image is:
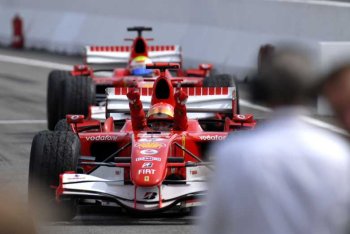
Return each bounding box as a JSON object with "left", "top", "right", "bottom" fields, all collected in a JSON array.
[
  {"left": 56, "top": 63, "right": 256, "bottom": 211},
  {"left": 70, "top": 28, "right": 212, "bottom": 103}
]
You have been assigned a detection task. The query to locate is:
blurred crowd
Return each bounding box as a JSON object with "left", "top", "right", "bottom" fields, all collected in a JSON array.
[{"left": 198, "top": 44, "right": 350, "bottom": 234}]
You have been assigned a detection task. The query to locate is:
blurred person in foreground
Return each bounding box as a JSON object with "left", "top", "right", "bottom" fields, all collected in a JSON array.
[
  {"left": 197, "top": 46, "right": 350, "bottom": 234},
  {"left": 323, "top": 63, "right": 350, "bottom": 133},
  {"left": 0, "top": 189, "right": 36, "bottom": 234}
]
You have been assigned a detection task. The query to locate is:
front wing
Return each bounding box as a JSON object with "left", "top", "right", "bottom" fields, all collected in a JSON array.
[{"left": 58, "top": 168, "right": 207, "bottom": 211}]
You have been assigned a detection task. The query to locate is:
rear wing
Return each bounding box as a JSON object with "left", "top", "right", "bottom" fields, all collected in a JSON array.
[
  {"left": 106, "top": 87, "right": 236, "bottom": 117},
  {"left": 84, "top": 45, "right": 182, "bottom": 65}
]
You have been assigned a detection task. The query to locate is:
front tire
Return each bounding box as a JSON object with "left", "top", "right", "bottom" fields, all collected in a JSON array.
[
  {"left": 47, "top": 70, "right": 68, "bottom": 130},
  {"left": 28, "top": 131, "right": 80, "bottom": 220}
]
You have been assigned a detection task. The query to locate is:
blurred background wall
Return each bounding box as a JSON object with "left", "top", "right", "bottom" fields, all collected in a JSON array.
[{"left": 0, "top": 0, "right": 350, "bottom": 80}]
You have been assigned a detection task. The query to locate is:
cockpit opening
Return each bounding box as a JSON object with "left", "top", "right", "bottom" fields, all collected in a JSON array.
[
  {"left": 134, "top": 38, "right": 146, "bottom": 54},
  {"left": 155, "top": 79, "right": 170, "bottom": 99}
]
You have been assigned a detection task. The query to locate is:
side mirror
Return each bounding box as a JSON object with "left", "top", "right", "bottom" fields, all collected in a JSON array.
[
  {"left": 199, "top": 63, "right": 212, "bottom": 70},
  {"left": 224, "top": 115, "right": 256, "bottom": 131},
  {"left": 199, "top": 64, "right": 213, "bottom": 77},
  {"left": 66, "top": 115, "right": 84, "bottom": 124},
  {"left": 71, "top": 64, "right": 92, "bottom": 76}
]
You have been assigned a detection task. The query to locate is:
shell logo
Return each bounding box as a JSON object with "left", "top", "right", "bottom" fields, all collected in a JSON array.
[{"left": 136, "top": 142, "right": 165, "bottom": 149}]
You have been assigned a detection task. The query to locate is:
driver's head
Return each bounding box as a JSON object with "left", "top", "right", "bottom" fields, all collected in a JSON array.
[
  {"left": 147, "top": 103, "right": 174, "bottom": 131},
  {"left": 130, "top": 56, "right": 152, "bottom": 76}
]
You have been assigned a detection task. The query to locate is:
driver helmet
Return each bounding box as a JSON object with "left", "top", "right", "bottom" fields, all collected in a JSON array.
[
  {"left": 147, "top": 103, "right": 174, "bottom": 131},
  {"left": 130, "top": 56, "right": 153, "bottom": 76}
]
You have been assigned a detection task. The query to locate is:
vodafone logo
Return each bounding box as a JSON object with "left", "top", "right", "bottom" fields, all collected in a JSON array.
[
  {"left": 199, "top": 135, "right": 226, "bottom": 141},
  {"left": 86, "top": 135, "right": 118, "bottom": 141}
]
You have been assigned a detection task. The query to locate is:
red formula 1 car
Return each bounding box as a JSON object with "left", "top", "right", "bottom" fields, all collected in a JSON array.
[
  {"left": 31, "top": 63, "right": 251, "bottom": 219},
  {"left": 47, "top": 27, "right": 236, "bottom": 130}
]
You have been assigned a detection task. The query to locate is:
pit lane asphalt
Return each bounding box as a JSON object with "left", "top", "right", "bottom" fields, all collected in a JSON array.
[{"left": 0, "top": 48, "right": 338, "bottom": 234}]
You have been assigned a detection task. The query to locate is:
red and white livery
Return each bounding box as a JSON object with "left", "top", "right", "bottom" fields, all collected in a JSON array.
[{"left": 30, "top": 63, "right": 254, "bottom": 218}]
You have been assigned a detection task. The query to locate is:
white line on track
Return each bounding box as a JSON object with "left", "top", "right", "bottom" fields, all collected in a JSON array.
[
  {"left": 302, "top": 116, "right": 348, "bottom": 136},
  {"left": 271, "top": 0, "right": 350, "bottom": 8},
  {"left": 240, "top": 99, "right": 349, "bottom": 136},
  {"left": 0, "top": 54, "right": 72, "bottom": 70},
  {"left": 239, "top": 99, "right": 272, "bottom": 113},
  {"left": 0, "top": 120, "right": 46, "bottom": 124},
  {"left": 0, "top": 53, "right": 347, "bottom": 135}
]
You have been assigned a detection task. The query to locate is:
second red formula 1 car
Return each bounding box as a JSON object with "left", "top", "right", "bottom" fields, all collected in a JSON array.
[
  {"left": 47, "top": 27, "right": 236, "bottom": 130},
  {"left": 30, "top": 63, "right": 250, "bottom": 219}
]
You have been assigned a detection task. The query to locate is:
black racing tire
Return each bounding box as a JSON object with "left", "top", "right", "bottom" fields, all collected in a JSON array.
[
  {"left": 28, "top": 131, "right": 80, "bottom": 221},
  {"left": 60, "top": 76, "right": 95, "bottom": 120},
  {"left": 47, "top": 70, "right": 69, "bottom": 130},
  {"left": 203, "top": 74, "right": 240, "bottom": 114},
  {"left": 235, "top": 81, "right": 240, "bottom": 114},
  {"left": 203, "top": 74, "right": 235, "bottom": 87},
  {"left": 54, "top": 119, "right": 72, "bottom": 131}
]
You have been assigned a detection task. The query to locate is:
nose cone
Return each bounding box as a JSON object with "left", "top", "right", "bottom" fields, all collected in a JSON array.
[{"left": 130, "top": 140, "right": 169, "bottom": 187}]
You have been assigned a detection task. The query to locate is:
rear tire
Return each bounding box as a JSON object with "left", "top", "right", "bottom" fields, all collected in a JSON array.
[
  {"left": 54, "top": 119, "right": 72, "bottom": 131},
  {"left": 235, "top": 82, "right": 240, "bottom": 114},
  {"left": 28, "top": 131, "right": 80, "bottom": 221},
  {"left": 47, "top": 71, "right": 95, "bottom": 130},
  {"left": 203, "top": 74, "right": 235, "bottom": 87},
  {"left": 47, "top": 70, "right": 68, "bottom": 130},
  {"left": 60, "top": 76, "right": 95, "bottom": 119},
  {"left": 203, "top": 74, "right": 240, "bottom": 114}
]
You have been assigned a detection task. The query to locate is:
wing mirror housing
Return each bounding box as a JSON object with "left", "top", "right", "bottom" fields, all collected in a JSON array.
[
  {"left": 225, "top": 114, "right": 256, "bottom": 131},
  {"left": 66, "top": 115, "right": 85, "bottom": 124},
  {"left": 199, "top": 63, "right": 213, "bottom": 77}
]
